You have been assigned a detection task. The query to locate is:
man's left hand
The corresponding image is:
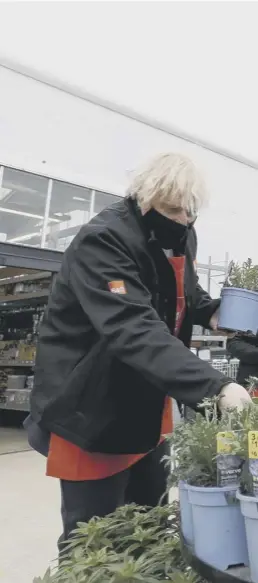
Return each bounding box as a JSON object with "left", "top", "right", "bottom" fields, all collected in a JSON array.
[
  {"left": 209, "top": 309, "right": 235, "bottom": 338},
  {"left": 209, "top": 309, "right": 219, "bottom": 331}
]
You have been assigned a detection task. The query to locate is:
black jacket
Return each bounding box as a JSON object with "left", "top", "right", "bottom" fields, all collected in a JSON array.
[
  {"left": 30, "top": 198, "right": 229, "bottom": 454},
  {"left": 227, "top": 334, "right": 258, "bottom": 386}
]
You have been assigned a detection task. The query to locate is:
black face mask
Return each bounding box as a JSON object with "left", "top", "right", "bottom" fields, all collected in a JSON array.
[{"left": 143, "top": 208, "right": 193, "bottom": 252}]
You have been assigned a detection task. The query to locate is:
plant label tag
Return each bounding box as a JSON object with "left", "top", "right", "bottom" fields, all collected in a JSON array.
[
  {"left": 248, "top": 431, "right": 258, "bottom": 497},
  {"left": 216, "top": 431, "right": 242, "bottom": 487}
]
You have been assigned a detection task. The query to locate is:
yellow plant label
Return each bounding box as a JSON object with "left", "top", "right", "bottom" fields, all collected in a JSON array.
[
  {"left": 217, "top": 431, "right": 235, "bottom": 454},
  {"left": 248, "top": 431, "right": 258, "bottom": 459}
]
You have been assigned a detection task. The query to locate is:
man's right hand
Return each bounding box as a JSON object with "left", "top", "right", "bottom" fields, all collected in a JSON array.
[{"left": 219, "top": 383, "right": 252, "bottom": 411}]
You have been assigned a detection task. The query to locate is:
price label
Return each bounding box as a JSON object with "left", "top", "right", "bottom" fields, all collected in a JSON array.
[
  {"left": 248, "top": 431, "right": 258, "bottom": 459},
  {"left": 217, "top": 432, "right": 235, "bottom": 454}
]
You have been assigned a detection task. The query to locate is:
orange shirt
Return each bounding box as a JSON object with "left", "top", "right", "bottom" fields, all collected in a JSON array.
[{"left": 46, "top": 256, "right": 185, "bottom": 481}]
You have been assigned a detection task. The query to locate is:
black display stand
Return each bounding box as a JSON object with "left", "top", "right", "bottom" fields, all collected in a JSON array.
[{"left": 181, "top": 538, "right": 250, "bottom": 583}]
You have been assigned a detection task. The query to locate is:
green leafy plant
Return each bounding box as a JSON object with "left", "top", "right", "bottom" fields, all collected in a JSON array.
[
  {"left": 221, "top": 398, "right": 258, "bottom": 495},
  {"left": 33, "top": 503, "right": 202, "bottom": 583},
  {"left": 166, "top": 398, "right": 258, "bottom": 489},
  {"left": 33, "top": 396, "right": 258, "bottom": 583},
  {"left": 166, "top": 398, "right": 224, "bottom": 487},
  {"left": 227, "top": 258, "right": 258, "bottom": 290}
]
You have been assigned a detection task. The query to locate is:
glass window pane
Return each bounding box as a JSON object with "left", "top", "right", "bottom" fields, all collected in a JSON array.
[
  {"left": 46, "top": 180, "right": 92, "bottom": 251},
  {"left": 0, "top": 167, "right": 49, "bottom": 247},
  {"left": 93, "top": 191, "right": 122, "bottom": 216}
]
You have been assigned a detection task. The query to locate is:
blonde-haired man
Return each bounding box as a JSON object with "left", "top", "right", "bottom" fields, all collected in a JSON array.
[{"left": 29, "top": 153, "right": 250, "bottom": 547}]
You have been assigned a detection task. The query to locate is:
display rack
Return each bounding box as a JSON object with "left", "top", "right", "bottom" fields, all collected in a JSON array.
[
  {"left": 0, "top": 243, "right": 62, "bottom": 414},
  {"left": 0, "top": 280, "right": 48, "bottom": 412}
]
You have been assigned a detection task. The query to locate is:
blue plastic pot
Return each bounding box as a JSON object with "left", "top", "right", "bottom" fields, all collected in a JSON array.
[
  {"left": 218, "top": 287, "right": 258, "bottom": 334},
  {"left": 188, "top": 484, "right": 248, "bottom": 570},
  {"left": 237, "top": 490, "right": 258, "bottom": 582},
  {"left": 178, "top": 481, "right": 194, "bottom": 545}
]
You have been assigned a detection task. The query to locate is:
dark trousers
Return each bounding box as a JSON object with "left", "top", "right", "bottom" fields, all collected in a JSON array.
[{"left": 60, "top": 441, "right": 169, "bottom": 544}]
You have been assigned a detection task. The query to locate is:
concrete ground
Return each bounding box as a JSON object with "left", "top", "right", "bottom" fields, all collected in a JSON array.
[
  {"left": 0, "top": 430, "right": 178, "bottom": 583},
  {"left": 0, "top": 449, "right": 61, "bottom": 583},
  {"left": 0, "top": 426, "right": 31, "bottom": 455}
]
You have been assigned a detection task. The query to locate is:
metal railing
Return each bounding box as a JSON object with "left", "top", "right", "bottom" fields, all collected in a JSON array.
[{"left": 210, "top": 358, "right": 239, "bottom": 381}]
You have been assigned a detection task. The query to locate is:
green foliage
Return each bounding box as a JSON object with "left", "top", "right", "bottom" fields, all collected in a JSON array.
[
  {"left": 166, "top": 398, "right": 224, "bottom": 487},
  {"left": 33, "top": 570, "right": 53, "bottom": 583},
  {"left": 166, "top": 398, "right": 258, "bottom": 489},
  {"left": 33, "top": 503, "right": 202, "bottom": 583},
  {"left": 222, "top": 401, "right": 258, "bottom": 494},
  {"left": 228, "top": 258, "right": 258, "bottom": 290},
  {"left": 34, "top": 395, "right": 258, "bottom": 583}
]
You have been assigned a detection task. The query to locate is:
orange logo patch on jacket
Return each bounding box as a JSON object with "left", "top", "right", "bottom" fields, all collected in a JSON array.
[{"left": 108, "top": 281, "right": 127, "bottom": 294}]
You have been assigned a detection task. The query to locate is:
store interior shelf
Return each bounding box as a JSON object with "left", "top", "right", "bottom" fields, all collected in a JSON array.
[
  {"left": 0, "top": 264, "right": 52, "bottom": 413},
  {"left": 0, "top": 388, "right": 31, "bottom": 412},
  {"left": 0, "top": 270, "right": 51, "bottom": 286},
  {"left": 0, "top": 361, "right": 34, "bottom": 367},
  {"left": 0, "top": 290, "right": 49, "bottom": 307}
]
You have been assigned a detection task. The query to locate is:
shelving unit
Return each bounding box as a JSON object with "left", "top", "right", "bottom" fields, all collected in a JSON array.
[
  {"left": 0, "top": 271, "right": 51, "bottom": 285},
  {"left": 0, "top": 361, "right": 34, "bottom": 367},
  {"left": 0, "top": 282, "right": 39, "bottom": 411},
  {"left": 0, "top": 290, "right": 49, "bottom": 304},
  {"left": 0, "top": 389, "right": 31, "bottom": 412},
  {"left": 0, "top": 250, "right": 62, "bottom": 415}
]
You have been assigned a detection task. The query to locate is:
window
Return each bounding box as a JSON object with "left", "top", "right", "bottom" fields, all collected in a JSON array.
[
  {"left": 45, "top": 180, "right": 93, "bottom": 251},
  {"left": 0, "top": 167, "right": 49, "bottom": 247},
  {"left": 0, "top": 166, "right": 124, "bottom": 252},
  {"left": 46, "top": 185, "right": 122, "bottom": 251},
  {"left": 93, "top": 190, "right": 122, "bottom": 216}
]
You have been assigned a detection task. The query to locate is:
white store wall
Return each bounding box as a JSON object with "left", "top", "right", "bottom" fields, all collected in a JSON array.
[{"left": 0, "top": 64, "right": 258, "bottom": 298}]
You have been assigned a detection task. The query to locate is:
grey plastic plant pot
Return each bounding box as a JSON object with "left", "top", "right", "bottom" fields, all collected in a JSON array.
[
  {"left": 237, "top": 490, "right": 258, "bottom": 583},
  {"left": 178, "top": 481, "right": 194, "bottom": 545},
  {"left": 188, "top": 484, "right": 248, "bottom": 571},
  {"left": 218, "top": 287, "right": 258, "bottom": 334}
]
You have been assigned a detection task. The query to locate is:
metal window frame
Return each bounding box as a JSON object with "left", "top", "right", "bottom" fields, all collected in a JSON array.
[
  {"left": 41, "top": 178, "right": 53, "bottom": 248},
  {"left": 41, "top": 185, "right": 97, "bottom": 249},
  {"left": 0, "top": 165, "right": 105, "bottom": 250},
  {"left": 0, "top": 160, "right": 122, "bottom": 200},
  {"left": 89, "top": 189, "right": 95, "bottom": 219},
  {"left": 0, "top": 166, "right": 3, "bottom": 187}
]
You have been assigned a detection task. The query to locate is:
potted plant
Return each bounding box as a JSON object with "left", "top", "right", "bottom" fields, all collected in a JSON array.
[
  {"left": 218, "top": 258, "right": 258, "bottom": 334},
  {"left": 225, "top": 384, "right": 258, "bottom": 583},
  {"left": 237, "top": 487, "right": 258, "bottom": 583},
  {"left": 166, "top": 399, "right": 250, "bottom": 571},
  {"left": 33, "top": 502, "right": 201, "bottom": 583}
]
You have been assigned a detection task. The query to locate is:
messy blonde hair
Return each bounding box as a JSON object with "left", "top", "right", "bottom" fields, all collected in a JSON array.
[{"left": 127, "top": 153, "right": 208, "bottom": 215}]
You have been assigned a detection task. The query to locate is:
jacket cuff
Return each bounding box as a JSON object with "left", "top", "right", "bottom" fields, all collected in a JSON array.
[{"left": 197, "top": 298, "right": 221, "bottom": 329}]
